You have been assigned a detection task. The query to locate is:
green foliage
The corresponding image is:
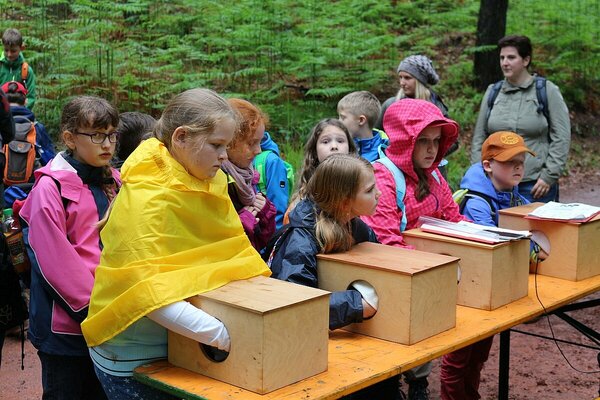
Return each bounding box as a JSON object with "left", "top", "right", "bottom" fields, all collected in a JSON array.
[{"left": 0, "top": 0, "right": 596, "bottom": 183}]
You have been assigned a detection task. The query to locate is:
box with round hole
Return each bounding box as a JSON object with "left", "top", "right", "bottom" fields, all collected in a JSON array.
[
  {"left": 499, "top": 203, "right": 600, "bottom": 281},
  {"left": 403, "top": 228, "right": 530, "bottom": 311},
  {"left": 316, "top": 242, "right": 459, "bottom": 345},
  {"left": 167, "top": 275, "right": 330, "bottom": 394}
]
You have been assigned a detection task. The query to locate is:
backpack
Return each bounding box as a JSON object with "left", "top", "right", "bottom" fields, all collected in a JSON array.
[
  {"left": 374, "top": 147, "right": 440, "bottom": 232},
  {"left": 20, "top": 62, "right": 29, "bottom": 87},
  {"left": 485, "top": 76, "right": 549, "bottom": 134},
  {"left": 452, "top": 188, "right": 498, "bottom": 224},
  {"left": 3, "top": 115, "right": 38, "bottom": 185},
  {"left": 254, "top": 150, "right": 295, "bottom": 197}
]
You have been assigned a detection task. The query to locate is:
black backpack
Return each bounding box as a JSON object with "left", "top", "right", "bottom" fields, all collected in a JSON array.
[
  {"left": 0, "top": 233, "right": 28, "bottom": 368},
  {"left": 485, "top": 76, "right": 549, "bottom": 135}
]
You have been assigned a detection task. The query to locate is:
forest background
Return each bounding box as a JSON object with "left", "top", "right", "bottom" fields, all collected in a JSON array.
[{"left": 0, "top": 0, "right": 598, "bottom": 189}]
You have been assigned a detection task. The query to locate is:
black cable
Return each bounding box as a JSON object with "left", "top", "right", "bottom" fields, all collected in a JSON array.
[{"left": 531, "top": 254, "right": 600, "bottom": 374}]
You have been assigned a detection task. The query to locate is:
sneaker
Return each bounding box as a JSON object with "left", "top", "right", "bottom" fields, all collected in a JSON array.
[{"left": 407, "top": 377, "right": 430, "bottom": 400}]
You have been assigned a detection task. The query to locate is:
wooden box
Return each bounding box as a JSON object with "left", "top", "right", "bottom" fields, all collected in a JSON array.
[
  {"left": 168, "top": 275, "right": 330, "bottom": 394},
  {"left": 403, "top": 229, "right": 530, "bottom": 310},
  {"left": 316, "top": 242, "right": 459, "bottom": 345},
  {"left": 499, "top": 203, "right": 600, "bottom": 281}
]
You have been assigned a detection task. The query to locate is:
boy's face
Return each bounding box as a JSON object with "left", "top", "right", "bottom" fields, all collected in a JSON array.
[
  {"left": 338, "top": 110, "right": 362, "bottom": 137},
  {"left": 483, "top": 153, "right": 526, "bottom": 191},
  {"left": 3, "top": 44, "right": 22, "bottom": 62}
]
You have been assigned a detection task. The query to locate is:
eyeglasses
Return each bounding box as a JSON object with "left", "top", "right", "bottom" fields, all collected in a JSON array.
[{"left": 75, "top": 130, "right": 118, "bottom": 144}]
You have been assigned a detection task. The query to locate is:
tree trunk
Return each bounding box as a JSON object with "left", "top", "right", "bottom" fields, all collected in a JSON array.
[{"left": 474, "top": 0, "right": 508, "bottom": 90}]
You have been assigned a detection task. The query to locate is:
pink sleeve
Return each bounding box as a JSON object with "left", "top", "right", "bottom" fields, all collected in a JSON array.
[
  {"left": 255, "top": 198, "right": 276, "bottom": 250},
  {"left": 361, "top": 164, "right": 414, "bottom": 249}
]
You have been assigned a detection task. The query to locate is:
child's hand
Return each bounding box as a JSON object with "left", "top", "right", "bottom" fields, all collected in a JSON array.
[
  {"left": 254, "top": 193, "right": 267, "bottom": 212},
  {"left": 361, "top": 299, "right": 377, "bottom": 319}
]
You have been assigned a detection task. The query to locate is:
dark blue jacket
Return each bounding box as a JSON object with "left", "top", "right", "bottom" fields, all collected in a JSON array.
[
  {"left": 354, "top": 130, "right": 388, "bottom": 163},
  {"left": 10, "top": 105, "right": 55, "bottom": 165},
  {"left": 460, "top": 162, "right": 528, "bottom": 226},
  {"left": 254, "top": 132, "right": 289, "bottom": 229},
  {"left": 268, "top": 198, "right": 378, "bottom": 330}
]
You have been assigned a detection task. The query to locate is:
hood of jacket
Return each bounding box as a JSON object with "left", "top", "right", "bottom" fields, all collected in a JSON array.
[
  {"left": 288, "top": 198, "right": 317, "bottom": 230},
  {"left": 260, "top": 131, "right": 281, "bottom": 156},
  {"left": 460, "top": 162, "right": 523, "bottom": 209},
  {"left": 382, "top": 98, "right": 458, "bottom": 182}
]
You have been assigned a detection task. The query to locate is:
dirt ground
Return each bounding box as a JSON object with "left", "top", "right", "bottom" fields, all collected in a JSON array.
[{"left": 1, "top": 172, "right": 599, "bottom": 400}]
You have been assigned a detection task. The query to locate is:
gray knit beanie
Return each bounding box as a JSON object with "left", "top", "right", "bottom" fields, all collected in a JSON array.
[{"left": 397, "top": 55, "right": 440, "bottom": 86}]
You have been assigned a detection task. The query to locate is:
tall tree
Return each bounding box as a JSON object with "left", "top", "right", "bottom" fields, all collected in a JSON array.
[{"left": 474, "top": 0, "right": 508, "bottom": 90}]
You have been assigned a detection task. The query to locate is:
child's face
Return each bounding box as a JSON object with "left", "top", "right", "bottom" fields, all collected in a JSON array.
[
  {"left": 412, "top": 126, "right": 441, "bottom": 169},
  {"left": 227, "top": 122, "right": 264, "bottom": 168},
  {"left": 338, "top": 110, "right": 361, "bottom": 137},
  {"left": 316, "top": 125, "right": 350, "bottom": 163},
  {"left": 398, "top": 71, "right": 417, "bottom": 98},
  {"left": 349, "top": 169, "right": 381, "bottom": 219},
  {"left": 3, "top": 44, "right": 22, "bottom": 62},
  {"left": 483, "top": 153, "right": 526, "bottom": 191},
  {"left": 173, "top": 119, "right": 235, "bottom": 181},
  {"left": 65, "top": 125, "right": 117, "bottom": 167}
]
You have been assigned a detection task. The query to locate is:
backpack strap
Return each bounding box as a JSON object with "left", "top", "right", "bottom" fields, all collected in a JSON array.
[
  {"left": 374, "top": 154, "right": 408, "bottom": 232},
  {"left": 534, "top": 76, "right": 550, "bottom": 135},
  {"left": 21, "top": 62, "right": 28, "bottom": 85},
  {"left": 459, "top": 190, "right": 498, "bottom": 224},
  {"left": 484, "top": 80, "right": 504, "bottom": 135},
  {"left": 253, "top": 150, "right": 270, "bottom": 194}
]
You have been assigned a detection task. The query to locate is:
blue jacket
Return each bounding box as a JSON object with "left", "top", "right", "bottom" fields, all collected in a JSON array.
[
  {"left": 268, "top": 198, "right": 378, "bottom": 330},
  {"left": 354, "top": 130, "right": 388, "bottom": 163},
  {"left": 10, "top": 105, "right": 55, "bottom": 165},
  {"left": 460, "top": 162, "right": 528, "bottom": 227},
  {"left": 255, "top": 132, "right": 289, "bottom": 229}
]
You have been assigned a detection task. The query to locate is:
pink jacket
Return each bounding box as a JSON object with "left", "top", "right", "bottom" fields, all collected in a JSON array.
[
  {"left": 362, "top": 99, "right": 465, "bottom": 248},
  {"left": 20, "top": 153, "right": 119, "bottom": 352}
]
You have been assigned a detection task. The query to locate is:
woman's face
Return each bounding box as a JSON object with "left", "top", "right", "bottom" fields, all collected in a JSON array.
[
  {"left": 227, "top": 122, "right": 265, "bottom": 168},
  {"left": 398, "top": 71, "right": 417, "bottom": 98},
  {"left": 412, "top": 126, "right": 442, "bottom": 170},
  {"left": 349, "top": 168, "right": 381, "bottom": 219},
  {"left": 500, "top": 46, "right": 530, "bottom": 83},
  {"left": 316, "top": 125, "right": 350, "bottom": 163},
  {"left": 172, "top": 119, "right": 236, "bottom": 180}
]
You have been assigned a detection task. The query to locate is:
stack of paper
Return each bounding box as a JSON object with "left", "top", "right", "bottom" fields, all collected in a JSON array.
[
  {"left": 526, "top": 202, "right": 600, "bottom": 223},
  {"left": 416, "top": 216, "right": 531, "bottom": 244}
]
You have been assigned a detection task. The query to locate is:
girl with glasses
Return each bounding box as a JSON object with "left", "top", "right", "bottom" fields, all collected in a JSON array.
[{"left": 19, "top": 96, "right": 121, "bottom": 399}]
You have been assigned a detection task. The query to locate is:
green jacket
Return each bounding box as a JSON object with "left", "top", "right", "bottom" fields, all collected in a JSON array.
[
  {"left": 0, "top": 52, "right": 36, "bottom": 109},
  {"left": 471, "top": 76, "right": 570, "bottom": 186}
]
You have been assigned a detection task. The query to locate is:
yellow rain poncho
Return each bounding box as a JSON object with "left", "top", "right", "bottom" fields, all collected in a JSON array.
[{"left": 82, "top": 138, "right": 271, "bottom": 347}]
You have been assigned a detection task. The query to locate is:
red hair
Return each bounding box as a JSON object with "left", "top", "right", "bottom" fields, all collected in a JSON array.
[{"left": 227, "top": 98, "right": 269, "bottom": 147}]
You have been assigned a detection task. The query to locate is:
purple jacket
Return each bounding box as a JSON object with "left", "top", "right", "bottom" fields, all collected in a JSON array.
[{"left": 20, "top": 153, "right": 119, "bottom": 355}]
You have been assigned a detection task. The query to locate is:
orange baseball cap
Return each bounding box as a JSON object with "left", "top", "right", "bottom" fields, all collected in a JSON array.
[{"left": 481, "top": 131, "right": 535, "bottom": 162}]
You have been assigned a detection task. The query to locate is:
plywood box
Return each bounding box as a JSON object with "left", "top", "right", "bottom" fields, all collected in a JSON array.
[
  {"left": 168, "top": 275, "right": 330, "bottom": 394},
  {"left": 316, "top": 242, "right": 459, "bottom": 345},
  {"left": 403, "top": 229, "right": 530, "bottom": 310},
  {"left": 499, "top": 203, "right": 600, "bottom": 281}
]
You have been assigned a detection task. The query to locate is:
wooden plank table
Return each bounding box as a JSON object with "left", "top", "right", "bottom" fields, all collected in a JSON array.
[{"left": 134, "top": 273, "right": 600, "bottom": 400}]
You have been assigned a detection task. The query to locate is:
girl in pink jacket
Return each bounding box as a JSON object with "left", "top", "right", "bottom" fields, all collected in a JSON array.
[
  {"left": 361, "top": 98, "right": 464, "bottom": 399},
  {"left": 20, "top": 96, "right": 120, "bottom": 400}
]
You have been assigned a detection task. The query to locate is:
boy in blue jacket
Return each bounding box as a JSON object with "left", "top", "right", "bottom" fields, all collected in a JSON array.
[
  {"left": 338, "top": 91, "right": 387, "bottom": 162},
  {"left": 440, "top": 131, "right": 546, "bottom": 400}
]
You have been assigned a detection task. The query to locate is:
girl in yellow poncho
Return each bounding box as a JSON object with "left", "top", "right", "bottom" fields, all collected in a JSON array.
[{"left": 81, "top": 89, "right": 271, "bottom": 400}]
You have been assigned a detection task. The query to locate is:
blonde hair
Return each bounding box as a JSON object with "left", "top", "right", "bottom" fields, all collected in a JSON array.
[
  {"left": 337, "top": 91, "right": 382, "bottom": 130},
  {"left": 395, "top": 78, "right": 432, "bottom": 102},
  {"left": 306, "top": 154, "right": 373, "bottom": 253},
  {"left": 154, "top": 88, "right": 238, "bottom": 150}
]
